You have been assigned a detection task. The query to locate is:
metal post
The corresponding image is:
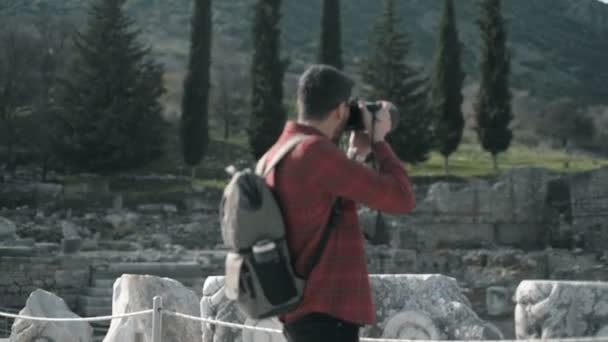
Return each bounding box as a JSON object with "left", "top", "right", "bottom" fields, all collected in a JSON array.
[{"left": 151, "top": 296, "right": 163, "bottom": 342}]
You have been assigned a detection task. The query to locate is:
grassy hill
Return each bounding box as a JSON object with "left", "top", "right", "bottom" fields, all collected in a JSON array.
[
  {"left": 4, "top": 0, "right": 608, "bottom": 107},
  {"left": 3, "top": 0, "right": 608, "bottom": 183}
]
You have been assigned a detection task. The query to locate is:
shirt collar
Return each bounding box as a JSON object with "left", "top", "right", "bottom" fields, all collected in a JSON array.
[{"left": 284, "top": 121, "right": 326, "bottom": 138}]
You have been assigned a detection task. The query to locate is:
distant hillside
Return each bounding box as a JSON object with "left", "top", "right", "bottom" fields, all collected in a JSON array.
[{"left": 3, "top": 0, "right": 608, "bottom": 106}]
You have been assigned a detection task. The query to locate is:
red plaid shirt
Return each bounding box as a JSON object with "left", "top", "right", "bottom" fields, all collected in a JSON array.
[{"left": 264, "top": 122, "right": 415, "bottom": 326}]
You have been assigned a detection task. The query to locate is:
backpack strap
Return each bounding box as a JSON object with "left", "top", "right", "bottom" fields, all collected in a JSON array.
[
  {"left": 303, "top": 198, "right": 342, "bottom": 278},
  {"left": 255, "top": 133, "right": 343, "bottom": 279},
  {"left": 255, "top": 134, "right": 308, "bottom": 177}
]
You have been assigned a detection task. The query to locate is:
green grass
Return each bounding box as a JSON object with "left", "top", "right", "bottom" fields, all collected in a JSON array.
[
  {"left": 56, "top": 125, "right": 608, "bottom": 196},
  {"left": 193, "top": 178, "right": 230, "bottom": 191},
  {"left": 409, "top": 143, "right": 608, "bottom": 177},
  {"left": 209, "top": 131, "right": 249, "bottom": 150}
]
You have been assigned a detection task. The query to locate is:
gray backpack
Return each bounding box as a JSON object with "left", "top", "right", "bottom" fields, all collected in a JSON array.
[{"left": 220, "top": 134, "right": 341, "bottom": 319}]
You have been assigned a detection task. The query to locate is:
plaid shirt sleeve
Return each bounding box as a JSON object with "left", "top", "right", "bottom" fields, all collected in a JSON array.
[{"left": 303, "top": 139, "right": 416, "bottom": 214}]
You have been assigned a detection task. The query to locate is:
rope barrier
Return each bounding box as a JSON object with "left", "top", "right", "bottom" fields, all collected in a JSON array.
[
  {"left": 2, "top": 308, "right": 608, "bottom": 342},
  {"left": 357, "top": 337, "right": 608, "bottom": 342},
  {"left": 0, "top": 309, "right": 152, "bottom": 322},
  {"left": 163, "top": 310, "right": 282, "bottom": 334},
  {"left": 165, "top": 310, "right": 608, "bottom": 342}
]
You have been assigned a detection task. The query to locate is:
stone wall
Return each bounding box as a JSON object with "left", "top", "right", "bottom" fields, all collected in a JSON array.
[
  {"left": 360, "top": 167, "right": 608, "bottom": 253},
  {"left": 361, "top": 168, "right": 558, "bottom": 252},
  {"left": 0, "top": 255, "right": 89, "bottom": 309},
  {"left": 570, "top": 167, "right": 608, "bottom": 252},
  {"left": 2, "top": 166, "right": 608, "bottom": 340},
  {"left": 4, "top": 167, "right": 608, "bottom": 257},
  {"left": 0, "top": 248, "right": 226, "bottom": 313}
]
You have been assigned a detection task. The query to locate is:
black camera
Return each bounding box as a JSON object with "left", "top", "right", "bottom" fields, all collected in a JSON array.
[{"left": 346, "top": 100, "right": 383, "bottom": 131}]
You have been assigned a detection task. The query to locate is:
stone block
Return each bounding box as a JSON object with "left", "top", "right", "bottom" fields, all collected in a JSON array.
[
  {"left": 421, "top": 223, "right": 495, "bottom": 249},
  {"left": 366, "top": 247, "right": 417, "bottom": 274},
  {"left": 35, "top": 242, "right": 60, "bottom": 253},
  {"left": 61, "top": 256, "right": 90, "bottom": 270},
  {"left": 201, "top": 274, "right": 504, "bottom": 341},
  {"left": 103, "top": 274, "right": 200, "bottom": 342},
  {"left": 0, "top": 216, "right": 16, "bottom": 240},
  {"left": 462, "top": 250, "right": 548, "bottom": 290},
  {"left": 546, "top": 249, "right": 597, "bottom": 276},
  {"left": 95, "top": 261, "right": 201, "bottom": 279},
  {"left": 61, "top": 237, "right": 82, "bottom": 254},
  {"left": 495, "top": 223, "right": 546, "bottom": 249},
  {"left": 112, "top": 194, "right": 123, "bottom": 211},
  {"left": 184, "top": 196, "right": 215, "bottom": 212},
  {"left": 13, "top": 238, "right": 36, "bottom": 247},
  {"left": 55, "top": 270, "right": 89, "bottom": 288},
  {"left": 570, "top": 167, "right": 608, "bottom": 252},
  {"left": 0, "top": 246, "right": 35, "bottom": 257},
  {"left": 416, "top": 251, "right": 464, "bottom": 277},
  {"left": 515, "top": 280, "right": 608, "bottom": 339},
  {"left": 10, "top": 289, "right": 93, "bottom": 342},
  {"left": 486, "top": 286, "right": 514, "bottom": 317}
]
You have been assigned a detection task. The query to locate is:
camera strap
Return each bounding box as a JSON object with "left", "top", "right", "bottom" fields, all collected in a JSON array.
[{"left": 368, "top": 114, "right": 389, "bottom": 245}]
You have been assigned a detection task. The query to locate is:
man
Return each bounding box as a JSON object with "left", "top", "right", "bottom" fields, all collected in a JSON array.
[{"left": 262, "top": 64, "right": 415, "bottom": 341}]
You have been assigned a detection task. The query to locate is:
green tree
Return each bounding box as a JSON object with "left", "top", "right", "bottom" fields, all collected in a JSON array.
[
  {"left": 248, "top": 0, "right": 287, "bottom": 159},
  {"left": 317, "top": 0, "right": 343, "bottom": 70},
  {"left": 181, "top": 0, "right": 212, "bottom": 178},
  {"left": 30, "top": 17, "right": 75, "bottom": 180},
  {"left": 475, "top": 0, "right": 513, "bottom": 172},
  {"left": 360, "top": 0, "right": 433, "bottom": 164},
  {"left": 55, "top": 0, "right": 165, "bottom": 173},
  {"left": 536, "top": 98, "right": 594, "bottom": 168},
  {"left": 0, "top": 26, "right": 39, "bottom": 175},
  {"left": 430, "top": 0, "right": 465, "bottom": 175}
]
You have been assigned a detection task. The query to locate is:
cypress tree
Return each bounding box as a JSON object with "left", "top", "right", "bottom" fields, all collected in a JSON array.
[
  {"left": 54, "top": 0, "right": 165, "bottom": 173},
  {"left": 360, "top": 0, "right": 433, "bottom": 164},
  {"left": 181, "top": 0, "right": 212, "bottom": 178},
  {"left": 318, "top": 0, "right": 343, "bottom": 70},
  {"left": 475, "top": 0, "right": 513, "bottom": 172},
  {"left": 248, "top": 0, "right": 287, "bottom": 159},
  {"left": 430, "top": 0, "right": 465, "bottom": 175}
]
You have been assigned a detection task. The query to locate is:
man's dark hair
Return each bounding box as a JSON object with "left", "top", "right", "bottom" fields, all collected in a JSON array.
[{"left": 297, "top": 64, "right": 354, "bottom": 121}]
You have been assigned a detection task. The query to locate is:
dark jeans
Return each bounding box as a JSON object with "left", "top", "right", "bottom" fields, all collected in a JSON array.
[{"left": 283, "top": 313, "right": 360, "bottom": 342}]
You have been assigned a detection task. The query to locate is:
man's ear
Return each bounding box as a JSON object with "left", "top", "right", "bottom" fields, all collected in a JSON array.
[{"left": 335, "top": 103, "right": 347, "bottom": 122}]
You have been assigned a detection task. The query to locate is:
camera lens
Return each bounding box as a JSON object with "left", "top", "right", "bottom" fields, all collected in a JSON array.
[
  {"left": 347, "top": 100, "right": 365, "bottom": 131},
  {"left": 365, "top": 102, "right": 382, "bottom": 114}
]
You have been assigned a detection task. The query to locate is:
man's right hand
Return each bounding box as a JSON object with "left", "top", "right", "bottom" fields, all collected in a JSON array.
[{"left": 361, "top": 100, "right": 393, "bottom": 143}]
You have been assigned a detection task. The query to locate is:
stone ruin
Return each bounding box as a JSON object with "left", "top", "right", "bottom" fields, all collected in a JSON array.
[
  {"left": 8, "top": 275, "right": 608, "bottom": 341},
  {"left": 1, "top": 166, "right": 608, "bottom": 340},
  {"left": 10, "top": 289, "right": 93, "bottom": 342},
  {"left": 201, "top": 275, "right": 503, "bottom": 342}
]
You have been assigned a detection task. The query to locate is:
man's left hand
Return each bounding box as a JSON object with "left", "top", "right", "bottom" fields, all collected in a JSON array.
[{"left": 348, "top": 131, "right": 372, "bottom": 162}]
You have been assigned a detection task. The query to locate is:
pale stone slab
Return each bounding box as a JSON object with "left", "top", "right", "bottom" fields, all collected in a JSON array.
[
  {"left": 103, "top": 274, "right": 200, "bottom": 342},
  {"left": 10, "top": 289, "right": 92, "bottom": 342},
  {"left": 515, "top": 280, "right": 608, "bottom": 339},
  {"left": 201, "top": 274, "right": 503, "bottom": 341}
]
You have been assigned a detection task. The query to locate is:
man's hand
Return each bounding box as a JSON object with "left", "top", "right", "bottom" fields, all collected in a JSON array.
[
  {"left": 361, "top": 101, "right": 393, "bottom": 143},
  {"left": 348, "top": 131, "right": 372, "bottom": 162}
]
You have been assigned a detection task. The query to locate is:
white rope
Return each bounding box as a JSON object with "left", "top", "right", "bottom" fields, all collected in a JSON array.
[
  {"left": 163, "top": 311, "right": 283, "bottom": 334},
  {"left": 359, "top": 337, "right": 608, "bottom": 342},
  {"left": 164, "top": 310, "right": 608, "bottom": 342},
  {"left": 2, "top": 308, "right": 608, "bottom": 342},
  {"left": 0, "top": 309, "right": 152, "bottom": 322}
]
